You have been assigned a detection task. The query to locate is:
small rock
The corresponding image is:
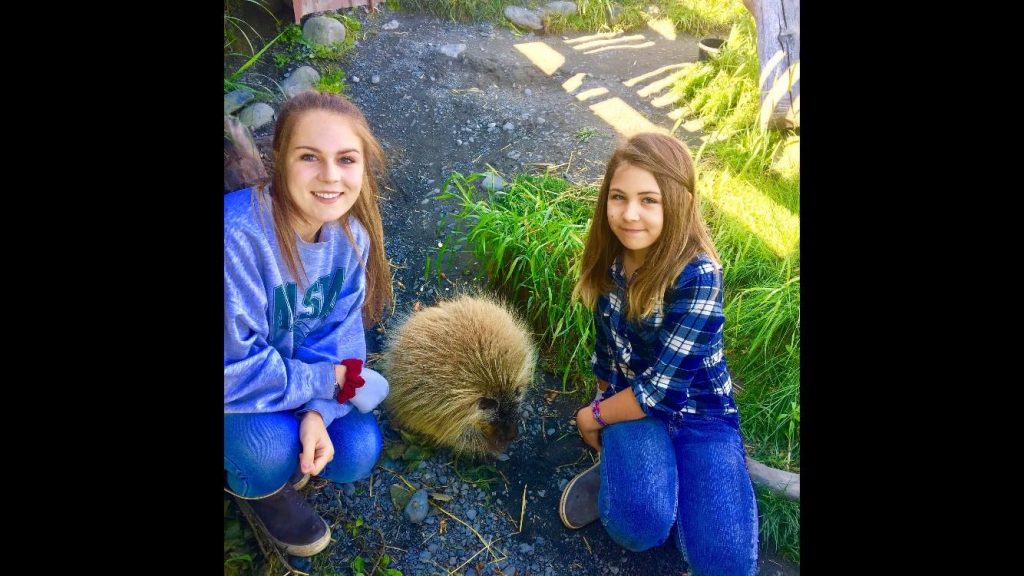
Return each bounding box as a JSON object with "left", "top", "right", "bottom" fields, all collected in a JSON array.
[
  {"left": 224, "top": 88, "right": 254, "bottom": 115},
  {"left": 438, "top": 43, "right": 466, "bottom": 58},
  {"left": 371, "top": 75, "right": 380, "bottom": 84},
  {"left": 404, "top": 489, "right": 430, "bottom": 524},
  {"left": 382, "top": 19, "right": 400, "bottom": 30},
  {"left": 480, "top": 173, "right": 507, "bottom": 192}
]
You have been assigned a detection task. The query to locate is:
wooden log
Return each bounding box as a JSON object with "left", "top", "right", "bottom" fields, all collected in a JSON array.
[
  {"left": 743, "top": 0, "right": 800, "bottom": 130},
  {"left": 747, "top": 456, "right": 800, "bottom": 501},
  {"left": 290, "top": 0, "right": 377, "bottom": 24}
]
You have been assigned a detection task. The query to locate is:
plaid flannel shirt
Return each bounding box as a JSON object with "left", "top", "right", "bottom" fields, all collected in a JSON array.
[{"left": 592, "top": 253, "right": 738, "bottom": 422}]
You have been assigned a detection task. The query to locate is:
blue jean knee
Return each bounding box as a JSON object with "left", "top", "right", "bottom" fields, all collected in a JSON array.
[
  {"left": 671, "top": 414, "right": 759, "bottom": 576},
  {"left": 224, "top": 411, "right": 300, "bottom": 498},
  {"left": 598, "top": 417, "right": 678, "bottom": 552},
  {"left": 319, "top": 408, "right": 383, "bottom": 484}
]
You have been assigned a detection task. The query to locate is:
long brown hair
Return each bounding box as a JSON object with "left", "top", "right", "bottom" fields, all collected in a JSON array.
[
  {"left": 574, "top": 133, "right": 719, "bottom": 322},
  {"left": 257, "top": 91, "right": 393, "bottom": 327}
]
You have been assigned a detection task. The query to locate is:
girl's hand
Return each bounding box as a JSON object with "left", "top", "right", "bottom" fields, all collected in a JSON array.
[
  {"left": 576, "top": 405, "right": 603, "bottom": 452},
  {"left": 299, "top": 411, "right": 334, "bottom": 476}
]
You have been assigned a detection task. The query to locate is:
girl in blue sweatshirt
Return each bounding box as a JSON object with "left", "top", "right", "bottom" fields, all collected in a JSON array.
[{"left": 224, "top": 91, "right": 393, "bottom": 558}]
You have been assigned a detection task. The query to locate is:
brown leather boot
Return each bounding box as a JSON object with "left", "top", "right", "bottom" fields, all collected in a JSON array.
[{"left": 234, "top": 483, "right": 331, "bottom": 557}]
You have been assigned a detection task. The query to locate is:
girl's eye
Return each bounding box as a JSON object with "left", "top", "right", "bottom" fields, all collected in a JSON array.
[
  {"left": 643, "top": 197, "right": 659, "bottom": 204},
  {"left": 338, "top": 157, "right": 355, "bottom": 164},
  {"left": 300, "top": 153, "right": 317, "bottom": 162}
]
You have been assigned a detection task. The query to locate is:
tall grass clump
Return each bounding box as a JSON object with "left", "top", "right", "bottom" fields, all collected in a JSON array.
[
  {"left": 392, "top": 0, "right": 507, "bottom": 22},
  {"left": 665, "top": 0, "right": 746, "bottom": 37},
  {"left": 430, "top": 172, "right": 597, "bottom": 388},
  {"left": 667, "top": 5, "right": 800, "bottom": 561}
]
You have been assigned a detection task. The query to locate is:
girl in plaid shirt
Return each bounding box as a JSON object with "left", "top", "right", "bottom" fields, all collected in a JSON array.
[{"left": 559, "top": 133, "right": 758, "bottom": 575}]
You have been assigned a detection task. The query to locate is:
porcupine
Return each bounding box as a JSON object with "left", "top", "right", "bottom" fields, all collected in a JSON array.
[{"left": 382, "top": 295, "right": 538, "bottom": 455}]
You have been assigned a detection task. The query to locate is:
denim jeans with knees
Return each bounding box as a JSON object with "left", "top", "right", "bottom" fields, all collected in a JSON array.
[
  {"left": 598, "top": 414, "right": 759, "bottom": 576},
  {"left": 224, "top": 406, "right": 383, "bottom": 498}
]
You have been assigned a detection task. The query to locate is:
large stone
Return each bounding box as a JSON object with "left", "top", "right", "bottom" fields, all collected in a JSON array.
[
  {"left": 282, "top": 65, "right": 320, "bottom": 98},
  {"left": 540, "top": 1, "right": 577, "bottom": 16},
  {"left": 504, "top": 6, "right": 543, "bottom": 30},
  {"left": 238, "top": 102, "right": 275, "bottom": 130},
  {"left": 224, "top": 88, "right": 254, "bottom": 115},
  {"left": 404, "top": 489, "right": 429, "bottom": 524},
  {"left": 302, "top": 16, "right": 346, "bottom": 46}
]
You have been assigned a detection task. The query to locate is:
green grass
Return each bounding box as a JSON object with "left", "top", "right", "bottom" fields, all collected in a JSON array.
[
  {"left": 574, "top": 127, "right": 598, "bottom": 143},
  {"left": 665, "top": 0, "right": 746, "bottom": 37},
  {"left": 431, "top": 172, "right": 597, "bottom": 387},
  {"left": 224, "top": 0, "right": 279, "bottom": 55},
  {"left": 389, "top": 0, "right": 747, "bottom": 34},
  {"left": 666, "top": 9, "right": 800, "bottom": 562},
  {"left": 223, "top": 496, "right": 259, "bottom": 576},
  {"left": 755, "top": 488, "right": 800, "bottom": 560},
  {"left": 392, "top": 0, "right": 507, "bottom": 23},
  {"left": 318, "top": 66, "right": 348, "bottom": 94}
]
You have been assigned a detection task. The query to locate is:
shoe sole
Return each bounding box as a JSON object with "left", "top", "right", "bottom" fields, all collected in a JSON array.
[
  {"left": 559, "top": 462, "right": 600, "bottom": 530},
  {"left": 233, "top": 495, "right": 332, "bottom": 557}
]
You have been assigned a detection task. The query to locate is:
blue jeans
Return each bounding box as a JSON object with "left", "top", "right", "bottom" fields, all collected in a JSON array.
[
  {"left": 224, "top": 408, "right": 383, "bottom": 498},
  {"left": 598, "top": 415, "right": 758, "bottom": 576}
]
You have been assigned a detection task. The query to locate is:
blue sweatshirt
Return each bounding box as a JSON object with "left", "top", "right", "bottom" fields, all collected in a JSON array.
[{"left": 224, "top": 188, "right": 368, "bottom": 426}]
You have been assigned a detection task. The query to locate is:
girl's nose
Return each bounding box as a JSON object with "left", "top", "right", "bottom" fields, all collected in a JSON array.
[{"left": 319, "top": 162, "right": 341, "bottom": 183}]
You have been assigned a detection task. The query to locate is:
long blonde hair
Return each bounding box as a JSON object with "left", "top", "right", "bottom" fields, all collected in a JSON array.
[
  {"left": 258, "top": 91, "right": 393, "bottom": 327},
  {"left": 574, "top": 133, "right": 719, "bottom": 322}
]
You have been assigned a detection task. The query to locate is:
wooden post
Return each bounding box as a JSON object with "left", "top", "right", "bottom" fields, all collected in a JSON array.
[
  {"left": 291, "top": 0, "right": 378, "bottom": 24},
  {"left": 743, "top": 0, "right": 800, "bottom": 131}
]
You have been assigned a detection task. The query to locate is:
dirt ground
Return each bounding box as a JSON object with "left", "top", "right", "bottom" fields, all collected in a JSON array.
[{"left": 232, "top": 4, "right": 800, "bottom": 575}]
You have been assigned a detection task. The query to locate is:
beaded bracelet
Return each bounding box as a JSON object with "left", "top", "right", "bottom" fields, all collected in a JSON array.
[{"left": 591, "top": 399, "right": 608, "bottom": 428}]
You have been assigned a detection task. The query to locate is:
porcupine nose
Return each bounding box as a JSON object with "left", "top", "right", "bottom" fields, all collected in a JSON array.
[{"left": 489, "top": 411, "right": 520, "bottom": 452}]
